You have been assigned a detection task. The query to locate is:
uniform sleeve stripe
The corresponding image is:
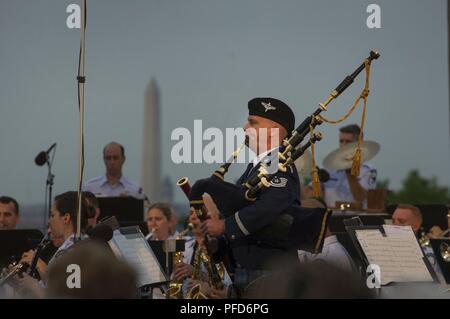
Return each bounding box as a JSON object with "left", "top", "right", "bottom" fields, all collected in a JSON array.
[{"left": 235, "top": 211, "right": 250, "bottom": 236}]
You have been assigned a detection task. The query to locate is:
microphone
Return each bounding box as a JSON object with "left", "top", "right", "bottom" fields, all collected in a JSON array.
[
  {"left": 34, "top": 143, "right": 57, "bottom": 166},
  {"left": 86, "top": 224, "right": 114, "bottom": 242}
]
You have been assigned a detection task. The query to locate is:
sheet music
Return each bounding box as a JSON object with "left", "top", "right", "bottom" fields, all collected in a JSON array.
[
  {"left": 383, "top": 225, "right": 424, "bottom": 257},
  {"left": 355, "top": 227, "right": 433, "bottom": 285},
  {"left": 109, "top": 228, "right": 167, "bottom": 287}
]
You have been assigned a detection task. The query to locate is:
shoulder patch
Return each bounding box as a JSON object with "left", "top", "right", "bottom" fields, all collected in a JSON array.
[
  {"left": 368, "top": 169, "right": 377, "bottom": 185},
  {"left": 269, "top": 177, "right": 288, "bottom": 188}
]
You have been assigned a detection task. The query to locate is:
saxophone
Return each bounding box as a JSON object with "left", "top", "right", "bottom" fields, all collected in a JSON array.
[
  {"left": 186, "top": 242, "right": 226, "bottom": 299},
  {"left": 186, "top": 247, "right": 208, "bottom": 299},
  {"left": 166, "top": 224, "right": 192, "bottom": 299}
]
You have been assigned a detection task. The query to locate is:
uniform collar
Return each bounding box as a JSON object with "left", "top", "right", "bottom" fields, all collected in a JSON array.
[
  {"left": 101, "top": 175, "right": 125, "bottom": 186},
  {"left": 55, "top": 233, "right": 77, "bottom": 255}
]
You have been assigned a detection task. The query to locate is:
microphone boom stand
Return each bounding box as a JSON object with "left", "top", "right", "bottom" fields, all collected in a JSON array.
[
  {"left": 76, "top": 0, "right": 87, "bottom": 241},
  {"left": 45, "top": 160, "right": 54, "bottom": 230}
]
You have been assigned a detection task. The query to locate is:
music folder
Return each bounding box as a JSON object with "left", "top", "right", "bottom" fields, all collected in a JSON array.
[
  {"left": 346, "top": 225, "right": 437, "bottom": 285},
  {"left": 97, "top": 197, "right": 144, "bottom": 225},
  {"left": 108, "top": 226, "right": 168, "bottom": 288}
]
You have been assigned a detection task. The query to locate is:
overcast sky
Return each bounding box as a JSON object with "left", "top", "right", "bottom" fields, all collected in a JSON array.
[{"left": 0, "top": 0, "right": 448, "bottom": 211}]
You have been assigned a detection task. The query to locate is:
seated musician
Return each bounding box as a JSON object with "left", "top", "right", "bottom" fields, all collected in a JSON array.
[
  {"left": 321, "top": 124, "right": 377, "bottom": 209},
  {"left": 0, "top": 196, "right": 20, "bottom": 230},
  {"left": 7, "top": 192, "right": 89, "bottom": 298},
  {"left": 18, "top": 192, "right": 96, "bottom": 282},
  {"left": 145, "top": 203, "right": 178, "bottom": 240},
  {"left": 392, "top": 204, "right": 445, "bottom": 282}
]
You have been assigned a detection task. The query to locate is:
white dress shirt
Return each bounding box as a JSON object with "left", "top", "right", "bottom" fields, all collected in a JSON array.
[
  {"left": 83, "top": 175, "right": 144, "bottom": 199},
  {"left": 298, "top": 235, "right": 356, "bottom": 272}
]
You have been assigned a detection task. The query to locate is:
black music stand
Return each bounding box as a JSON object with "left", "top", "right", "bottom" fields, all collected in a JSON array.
[
  {"left": 97, "top": 197, "right": 144, "bottom": 226},
  {"left": 335, "top": 232, "right": 366, "bottom": 274},
  {"left": 108, "top": 226, "right": 169, "bottom": 299},
  {"left": 346, "top": 225, "right": 438, "bottom": 285},
  {"left": 329, "top": 213, "right": 388, "bottom": 233},
  {"left": 0, "top": 229, "right": 43, "bottom": 268}
]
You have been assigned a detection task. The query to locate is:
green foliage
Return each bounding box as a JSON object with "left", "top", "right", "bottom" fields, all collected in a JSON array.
[{"left": 377, "top": 170, "right": 450, "bottom": 205}]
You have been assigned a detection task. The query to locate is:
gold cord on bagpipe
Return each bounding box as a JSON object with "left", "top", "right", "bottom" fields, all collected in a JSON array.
[{"left": 315, "top": 58, "right": 373, "bottom": 177}]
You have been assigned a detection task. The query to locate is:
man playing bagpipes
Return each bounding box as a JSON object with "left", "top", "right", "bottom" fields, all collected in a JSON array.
[{"left": 201, "top": 97, "right": 312, "bottom": 295}]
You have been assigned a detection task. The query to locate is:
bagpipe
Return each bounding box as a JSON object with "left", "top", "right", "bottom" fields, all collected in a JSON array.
[{"left": 178, "top": 51, "right": 380, "bottom": 253}]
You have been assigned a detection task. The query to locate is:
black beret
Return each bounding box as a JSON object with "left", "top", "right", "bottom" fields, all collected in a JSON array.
[{"left": 248, "top": 97, "right": 295, "bottom": 134}]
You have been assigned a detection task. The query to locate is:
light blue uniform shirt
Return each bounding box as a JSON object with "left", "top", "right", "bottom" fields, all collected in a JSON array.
[
  {"left": 83, "top": 175, "right": 144, "bottom": 199},
  {"left": 298, "top": 235, "right": 357, "bottom": 272},
  {"left": 322, "top": 164, "right": 377, "bottom": 209}
]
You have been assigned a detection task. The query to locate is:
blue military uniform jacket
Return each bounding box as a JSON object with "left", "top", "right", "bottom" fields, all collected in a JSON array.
[{"left": 218, "top": 155, "right": 301, "bottom": 270}]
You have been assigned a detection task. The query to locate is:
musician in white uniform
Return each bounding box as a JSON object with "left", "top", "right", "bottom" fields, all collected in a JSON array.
[
  {"left": 322, "top": 124, "right": 377, "bottom": 209},
  {"left": 392, "top": 204, "right": 446, "bottom": 283}
]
